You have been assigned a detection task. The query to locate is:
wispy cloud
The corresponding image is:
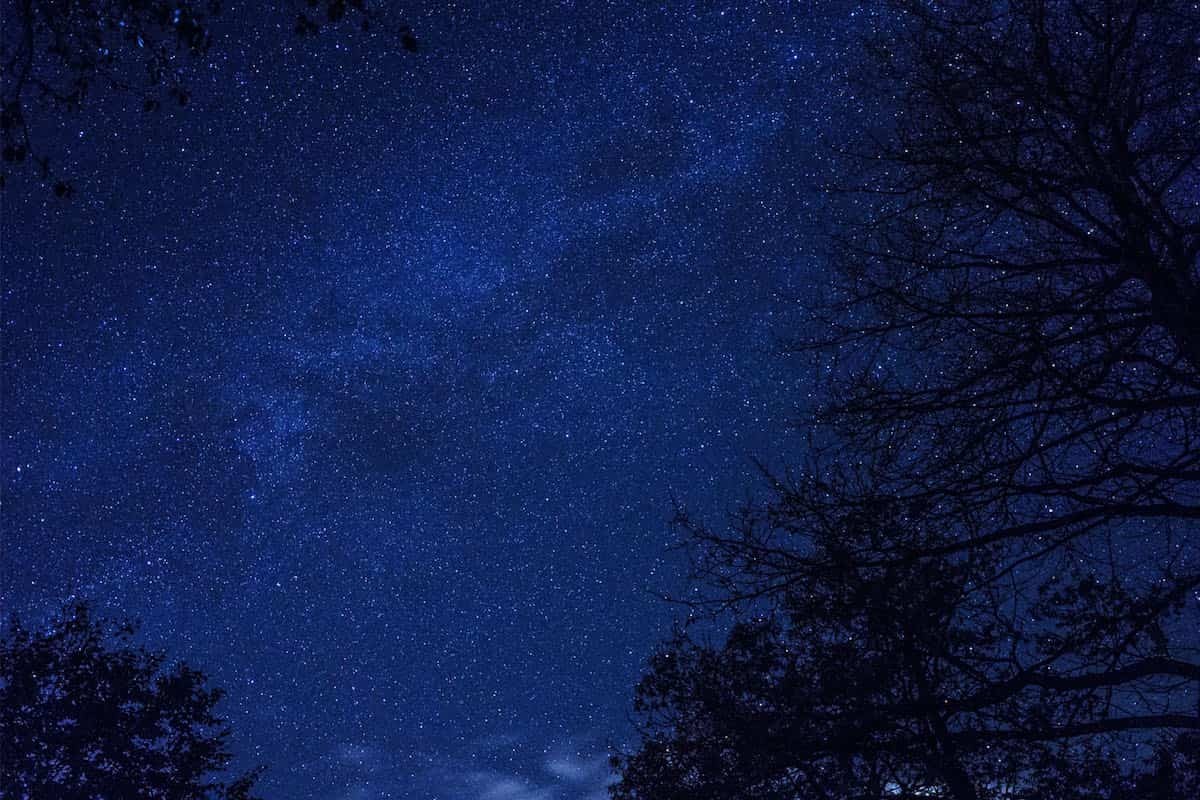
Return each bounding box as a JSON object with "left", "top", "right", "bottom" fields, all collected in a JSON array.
[
  {"left": 465, "top": 771, "right": 558, "bottom": 800},
  {"left": 324, "top": 731, "right": 615, "bottom": 800},
  {"left": 430, "top": 733, "right": 616, "bottom": 800},
  {"left": 544, "top": 751, "right": 611, "bottom": 785}
]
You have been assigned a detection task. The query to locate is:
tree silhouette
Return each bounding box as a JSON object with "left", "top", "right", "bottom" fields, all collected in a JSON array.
[
  {"left": 0, "top": 0, "right": 417, "bottom": 193},
  {"left": 1, "top": 602, "right": 262, "bottom": 799},
  {"left": 804, "top": 0, "right": 1199, "bottom": 559},
  {"left": 615, "top": 497, "right": 1200, "bottom": 799},
  {"left": 616, "top": 1, "right": 1200, "bottom": 797}
]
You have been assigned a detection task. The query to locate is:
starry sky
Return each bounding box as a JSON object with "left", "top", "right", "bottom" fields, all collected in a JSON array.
[{"left": 1, "top": 3, "right": 864, "bottom": 797}]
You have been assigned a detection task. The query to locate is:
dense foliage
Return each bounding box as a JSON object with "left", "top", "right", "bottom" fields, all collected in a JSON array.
[{"left": 1, "top": 602, "right": 261, "bottom": 800}]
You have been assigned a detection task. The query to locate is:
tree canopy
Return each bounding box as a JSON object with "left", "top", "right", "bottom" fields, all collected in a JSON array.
[{"left": 1, "top": 602, "right": 261, "bottom": 800}]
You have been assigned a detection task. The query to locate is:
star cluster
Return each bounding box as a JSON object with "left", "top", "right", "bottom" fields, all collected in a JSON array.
[{"left": 2, "top": 2, "right": 865, "bottom": 797}]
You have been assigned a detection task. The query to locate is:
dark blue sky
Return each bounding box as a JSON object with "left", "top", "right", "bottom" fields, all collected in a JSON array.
[{"left": 1, "top": 3, "right": 863, "bottom": 797}]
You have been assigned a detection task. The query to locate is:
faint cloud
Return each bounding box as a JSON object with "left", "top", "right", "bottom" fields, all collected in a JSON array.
[
  {"left": 427, "top": 732, "right": 616, "bottom": 800},
  {"left": 336, "top": 742, "right": 388, "bottom": 772},
  {"left": 467, "top": 771, "right": 558, "bottom": 800},
  {"left": 330, "top": 741, "right": 407, "bottom": 800},
  {"left": 544, "top": 751, "right": 610, "bottom": 785}
]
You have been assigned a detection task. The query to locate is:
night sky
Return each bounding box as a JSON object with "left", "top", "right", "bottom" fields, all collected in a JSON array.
[{"left": 1, "top": 3, "right": 863, "bottom": 797}]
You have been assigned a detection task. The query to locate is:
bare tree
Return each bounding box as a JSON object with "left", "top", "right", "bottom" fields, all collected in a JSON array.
[
  {"left": 808, "top": 0, "right": 1200, "bottom": 556},
  {"left": 617, "top": 1, "right": 1200, "bottom": 798}
]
